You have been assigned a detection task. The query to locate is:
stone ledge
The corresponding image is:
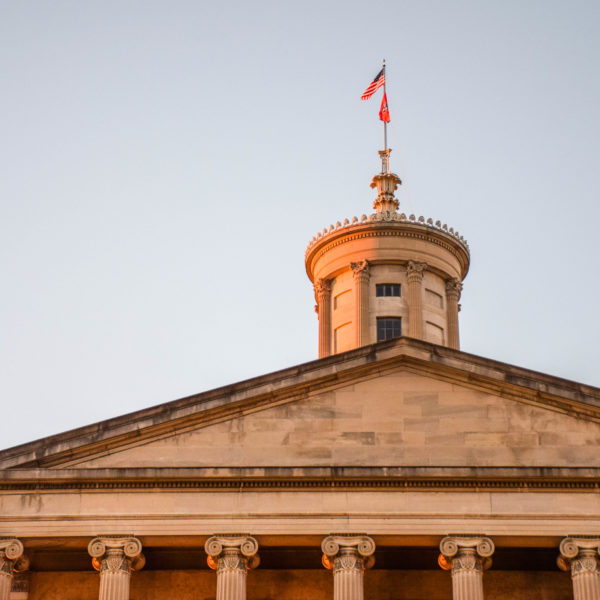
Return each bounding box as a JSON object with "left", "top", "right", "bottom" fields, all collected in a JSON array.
[{"left": 1, "top": 466, "right": 600, "bottom": 491}]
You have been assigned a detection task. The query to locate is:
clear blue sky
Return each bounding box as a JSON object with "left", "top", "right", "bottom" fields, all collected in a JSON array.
[{"left": 1, "top": 1, "right": 599, "bottom": 449}]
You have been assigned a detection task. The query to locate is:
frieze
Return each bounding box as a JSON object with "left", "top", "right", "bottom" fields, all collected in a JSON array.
[
  {"left": 2, "top": 475, "right": 600, "bottom": 491},
  {"left": 306, "top": 227, "right": 469, "bottom": 277}
]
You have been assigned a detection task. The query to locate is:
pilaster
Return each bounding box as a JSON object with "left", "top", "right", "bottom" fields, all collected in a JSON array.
[
  {"left": 350, "top": 260, "right": 370, "bottom": 347},
  {"left": 406, "top": 261, "right": 427, "bottom": 339},
  {"left": 205, "top": 535, "right": 259, "bottom": 600},
  {"left": 321, "top": 535, "right": 375, "bottom": 600},
  {"left": 315, "top": 279, "right": 332, "bottom": 357},
  {"left": 0, "top": 539, "right": 26, "bottom": 600},
  {"left": 439, "top": 536, "right": 494, "bottom": 600},
  {"left": 558, "top": 537, "right": 600, "bottom": 600},
  {"left": 445, "top": 278, "right": 463, "bottom": 349},
  {"left": 88, "top": 537, "right": 145, "bottom": 600}
]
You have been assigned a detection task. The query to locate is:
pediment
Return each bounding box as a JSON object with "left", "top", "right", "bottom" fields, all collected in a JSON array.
[
  {"left": 62, "top": 369, "right": 600, "bottom": 469},
  {"left": 2, "top": 338, "right": 599, "bottom": 471}
]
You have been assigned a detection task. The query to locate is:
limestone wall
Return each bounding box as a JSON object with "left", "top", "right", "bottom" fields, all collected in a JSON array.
[{"left": 72, "top": 370, "right": 600, "bottom": 469}]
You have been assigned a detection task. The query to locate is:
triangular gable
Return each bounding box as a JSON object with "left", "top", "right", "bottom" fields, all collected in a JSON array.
[
  {"left": 1, "top": 338, "right": 599, "bottom": 470},
  {"left": 60, "top": 368, "right": 600, "bottom": 469}
]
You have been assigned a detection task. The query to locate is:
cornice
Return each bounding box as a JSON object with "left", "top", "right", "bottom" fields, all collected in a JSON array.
[
  {"left": 304, "top": 217, "right": 470, "bottom": 282},
  {"left": 1, "top": 466, "right": 600, "bottom": 492}
]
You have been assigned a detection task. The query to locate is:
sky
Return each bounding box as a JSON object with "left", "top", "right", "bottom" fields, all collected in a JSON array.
[{"left": 1, "top": 1, "right": 599, "bottom": 449}]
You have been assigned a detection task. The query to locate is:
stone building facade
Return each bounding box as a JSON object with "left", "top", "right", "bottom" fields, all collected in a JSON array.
[{"left": 1, "top": 152, "right": 599, "bottom": 600}]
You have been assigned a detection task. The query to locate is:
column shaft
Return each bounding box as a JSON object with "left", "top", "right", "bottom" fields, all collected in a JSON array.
[
  {"left": 446, "top": 279, "right": 462, "bottom": 349},
  {"left": 98, "top": 571, "right": 131, "bottom": 600},
  {"left": 406, "top": 262, "right": 426, "bottom": 339},
  {"left": 452, "top": 568, "right": 484, "bottom": 600},
  {"left": 315, "top": 279, "right": 332, "bottom": 357},
  {"left": 0, "top": 574, "right": 11, "bottom": 600},
  {"left": 351, "top": 261, "right": 370, "bottom": 348},
  {"left": 216, "top": 568, "right": 246, "bottom": 600},
  {"left": 573, "top": 572, "right": 600, "bottom": 600},
  {"left": 333, "top": 566, "right": 364, "bottom": 600},
  {"left": 10, "top": 573, "right": 30, "bottom": 600}
]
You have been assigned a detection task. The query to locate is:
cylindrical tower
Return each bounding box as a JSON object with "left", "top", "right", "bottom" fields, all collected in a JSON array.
[{"left": 305, "top": 150, "right": 470, "bottom": 358}]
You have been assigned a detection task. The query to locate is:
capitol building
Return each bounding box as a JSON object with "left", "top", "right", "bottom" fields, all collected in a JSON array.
[{"left": 1, "top": 149, "right": 599, "bottom": 600}]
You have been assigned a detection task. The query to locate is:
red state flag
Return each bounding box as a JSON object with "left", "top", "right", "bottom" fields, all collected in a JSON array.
[
  {"left": 379, "top": 93, "right": 390, "bottom": 122},
  {"left": 361, "top": 68, "right": 385, "bottom": 100}
]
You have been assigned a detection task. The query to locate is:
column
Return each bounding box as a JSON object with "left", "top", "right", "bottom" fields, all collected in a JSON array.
[
  {"left": 205, "top": 535, "right": 260, "bottom": 600},
  {"left": 439, "top": 536, "right": 495, "bottom": 600},
  {"left": 315, "top": 279, "right": 332, "bottom": 358},
  {"left": 350, "top": 260, "right": 370, "bottom": 347},
  {"left": 0, "top": 539, "right": 27, "bottom": 600},
  {"left": 10, "top": 573, "right": 29, "bottom": 600},
  {"left": 558, "top": 537, "right": 600, "bottom": 600},
  {"left": 321, "top": 535, "right": 376, "bottom": 600},
  {"left": 88, "top": 537, "right": 145, "bottom": 600},
  {"left": 406, "top": 261, "right": 427, "bottom": 339},
  {"left": 445, "top": 278, "right": 462, "bottom": 349}
]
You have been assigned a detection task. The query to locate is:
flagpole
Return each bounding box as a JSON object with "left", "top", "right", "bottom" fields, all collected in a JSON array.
[{"left": 382, "top": 59, "right": 387, "bottom": 154}]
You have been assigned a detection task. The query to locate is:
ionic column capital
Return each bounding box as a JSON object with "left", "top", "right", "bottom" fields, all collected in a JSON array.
[
  {"left": 558, "top": 537, "right": 600, "bottom": 575},
  {"left": 350, "top": 260, "right": 370, "bottom": 281},
  {"left": 205, "top": 535, "right": 260, "bottom": 572},
  {"left": 406, "top": 261, "right": 427, "bottom": 282},
  {"left": 445, "top": 278, "right": 463, "bottom": 300},
  {"left": 321, "top": 535, "right": 376, "bottom": 572},
  {"left": 0, "top": 539, "right": 28, "bottom": 575},
  {"left": 314, "top": 278, "right": 332, "bottom": 301},
  {"left": 88, "top": 536, "right": 145, "bottom": 574},
  {"left": 439, "top": 536, "right": 495, "bottom": 573}
]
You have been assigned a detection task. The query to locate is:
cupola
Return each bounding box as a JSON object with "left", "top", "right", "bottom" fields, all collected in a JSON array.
[{"left": 305, "top": 149, "right": 470, "bottom": 357}]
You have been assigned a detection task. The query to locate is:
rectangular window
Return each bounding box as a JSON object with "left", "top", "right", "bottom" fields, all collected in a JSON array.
[
  {"left": 377, "top": 317, "right": 402, "bottom": 342},
  {"left": 376, "top": 283, "right": 401, "bottom": 297}
]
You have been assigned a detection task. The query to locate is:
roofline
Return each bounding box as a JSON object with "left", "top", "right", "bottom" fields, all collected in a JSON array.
[{"left": 1, "top": 337, "right": 599, "bottom": 468}]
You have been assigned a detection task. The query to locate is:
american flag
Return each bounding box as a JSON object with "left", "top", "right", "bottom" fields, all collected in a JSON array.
[{"left": 361, "top": 69, "right": 385, "bottom": 100}]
